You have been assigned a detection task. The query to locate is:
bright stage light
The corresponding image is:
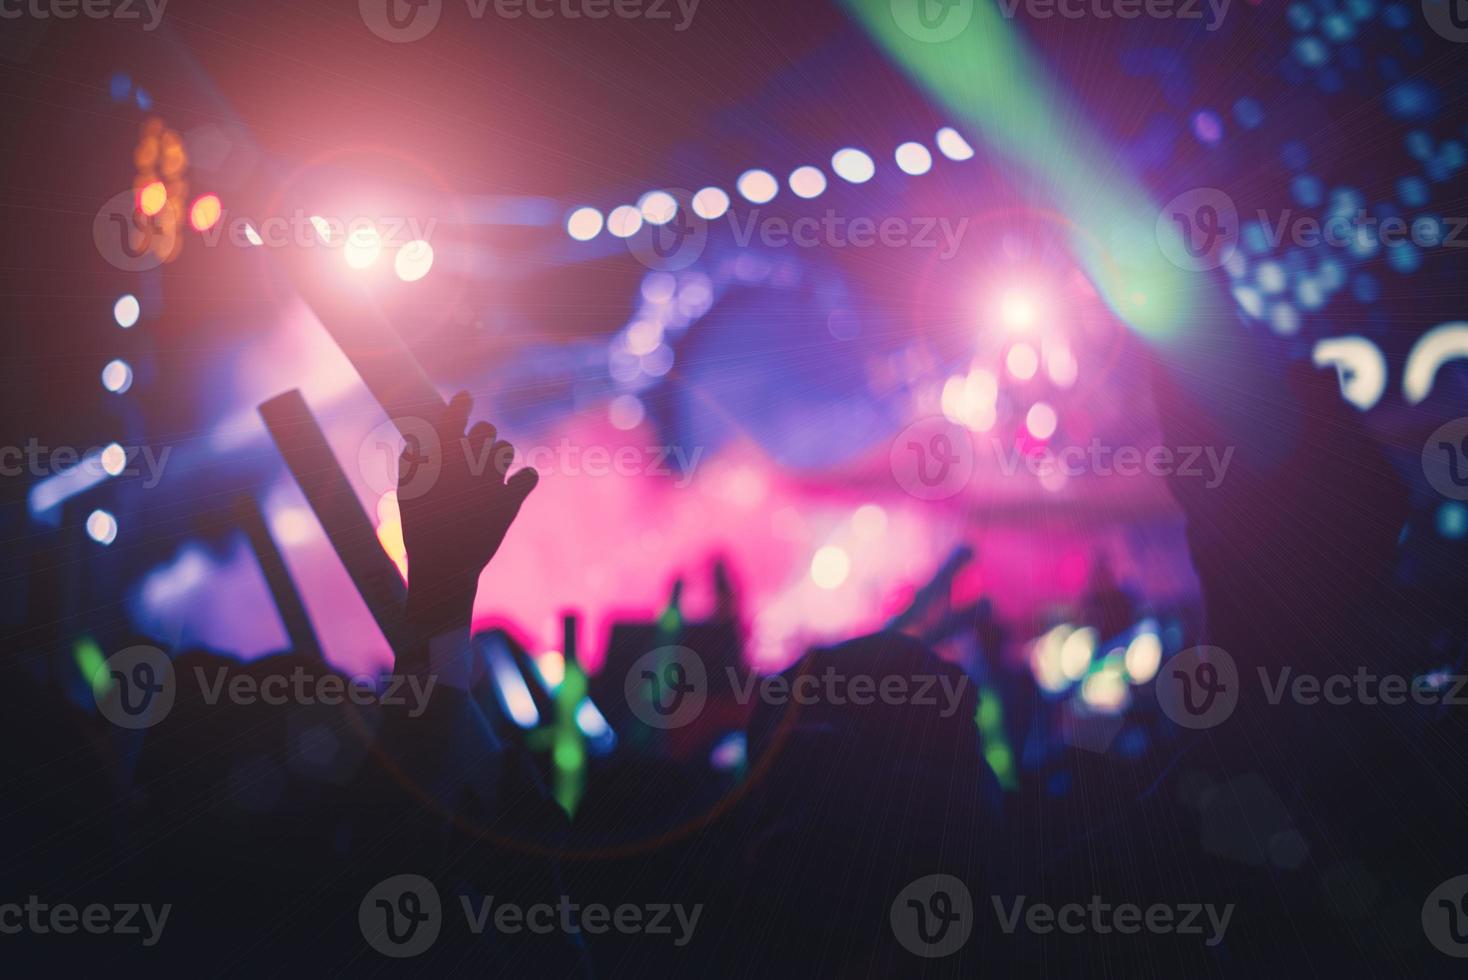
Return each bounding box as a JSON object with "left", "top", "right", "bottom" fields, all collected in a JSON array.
[
  {"left": 638, "top": 190, "right": 678, "bottom": 225},
  {"left": 101, "top": 359, "right": 133, "bottom": 394},
  {"left": 113, "top": 294, "right": 140, "bottom": 329},
  {"left": 1060, "top": 626, "right": 1096, "bottom": 680},
  {"left": 1025, "top": 401, "right": 1058, "bottom": 440},
  {"left": 309, "top": 215, "right": 332, "bottom": 244},
  {"left": 811, "top": 545, "right": 851, "bottom": 590},
  {"left": 86, "top": 509, "right": 118, "bottom": 546},
  {"left": 831, "top": 148, "right": 875, "bottom": 184},
  {"left": 567, "top": 206, "right": 604, "bottom": 241},
  {"left": 935, "top": 126, "right": 975, "bottom": 161},
  {"left": 395, "top": 239, "right": 434, "bottom": 282},
  {"left": 626, "top": 319, "right": 663, "bottom": 355},
  {"left": 692, "top": 187, "right": 730, "bottom": 220},
  {"left": 343, "top": 224, "right": 381, "bottom": 269},
  {"left": 1124, "top": 628, "right": 1162, "bottom": 683},
  {"left": 737, "top": 169, "right": 778, "bottom": 204},
  {"left": 607, "top": 205, "right": 643, "bottom": 238},
  {"left": 138, "top": 180, "right": 167, "bottom": 217},
  {"left": 895, "top": 141, "right": 933, "bottom": 175},
  {"left": 100, "top": 443, "right": 127, "bottom": 477},
  {"left": 1006, "top": 343, "right": 1038, "bottom": 380},
  {"left": 999, "top": 289, "right": 1037, "bottom": 331},
  {"left": 189, "top": 194, "right": 222, "bottom": 232},
  {"left": 788, "top": 166, "right": 827, "bottom": 199},
  {"left": 244, "top": 223, "right": 264, "bottom": 246},
  {"left": 1045, "top": 339, "right": 1078, "bottom": 388},
  {"left": 536, "top": 650, "right": 566, "bottom": 689}
]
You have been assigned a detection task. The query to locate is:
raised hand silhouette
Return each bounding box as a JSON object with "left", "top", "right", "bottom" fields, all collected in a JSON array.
[{"left": 399, "top": 391, "right": 540, "bottom": 640}]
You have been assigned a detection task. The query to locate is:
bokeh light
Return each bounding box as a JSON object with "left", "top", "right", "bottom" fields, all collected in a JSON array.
[
  {"left": 895, "top": 141, "right": 933, "bottom": 175},
  {"left": 189, "top": 194, "right": 222, "bottom": 232},
  {"left": 1006, "top": 343, "right": 1039, "bottom": 380},
  {"left": 86, "top": 509, "right": 118, "bottom": 546},
  {"left": 831, "top": 148, "right": 875, "bottom": 184},
  {"left": 113, "top": 294, "right": 140, "bottom": 329},
  {"left": 607, "top": 205, "right": 644, "bottom": 238},
  {"left": 137, "top": 180, "right": 166, "bottom": 217},
  {"left": 638, "top": 191, "right": 678, "bottom": 226},
  {"left": 343, "top": 224, "right": 381, "bottom": 270},
  {"left": 692, "top": 187, "right": 730, "bottom": 220},
  {"left": 788, "top": 166, "right": 827, "bottom": 199},
  {"left": 999, "top": 289, "right": 1037, "bottom": 331},
  {"left": 810, "top": 545, "right": 851, "bottom": 589},
  {"left": 737, "top": 169, "right": 779, "bottom": 204},
  {"left": 101, "top": 359, "right": 133, "bottom": 394},
  {"left": 100, "top": 443, "right": 127, "bottom": 477},
  {"left": 1025, "top": 402, "right": 1058, "bottom": 440},
  {"left": 567, "top": 206, "right": 604, "bottom": 241},
  {"left": 935, "top": 126, "right": 975, "bottom": 161},
  {"left": 1124, "top": 628, "right": 1162, "bottom": 683},
  {"left": 394, "top": 240, "right": 434, "bottom": 282}
]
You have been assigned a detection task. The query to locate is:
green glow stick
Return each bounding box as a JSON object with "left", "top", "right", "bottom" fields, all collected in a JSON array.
[{"left": 844, "top": 0, "right": 1202, "bottom": 340}]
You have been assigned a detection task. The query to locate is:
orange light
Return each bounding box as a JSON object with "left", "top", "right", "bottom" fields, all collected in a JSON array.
[
  {"left": 138, "top": 181, "right": 167, "bottom": 217},
  {"left": 189, "top": 194, "right": 221, "bottom": 232}
]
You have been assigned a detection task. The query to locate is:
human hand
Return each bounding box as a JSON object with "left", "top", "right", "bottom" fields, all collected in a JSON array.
[{"left": 400, "top": 391, "right": 539, "bottom": 636}]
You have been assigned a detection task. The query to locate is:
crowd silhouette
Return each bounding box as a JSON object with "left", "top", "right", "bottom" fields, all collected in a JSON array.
[{"left": 4, "top": 292, "right": 1467, "bottom": 978}]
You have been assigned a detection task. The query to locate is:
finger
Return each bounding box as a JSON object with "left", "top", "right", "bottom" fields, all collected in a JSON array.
[
  {"left": 507, "top": 466, "right": 539, "bottom": 504},
  {"left": 468, "top": 421, "right": 497, "bottom": 456},
  {"left": 442, "top": 391, "right": 473, "bottom": 441},
  {"left": 489, "top": 440, "right": 516, "bottom": 478}
]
